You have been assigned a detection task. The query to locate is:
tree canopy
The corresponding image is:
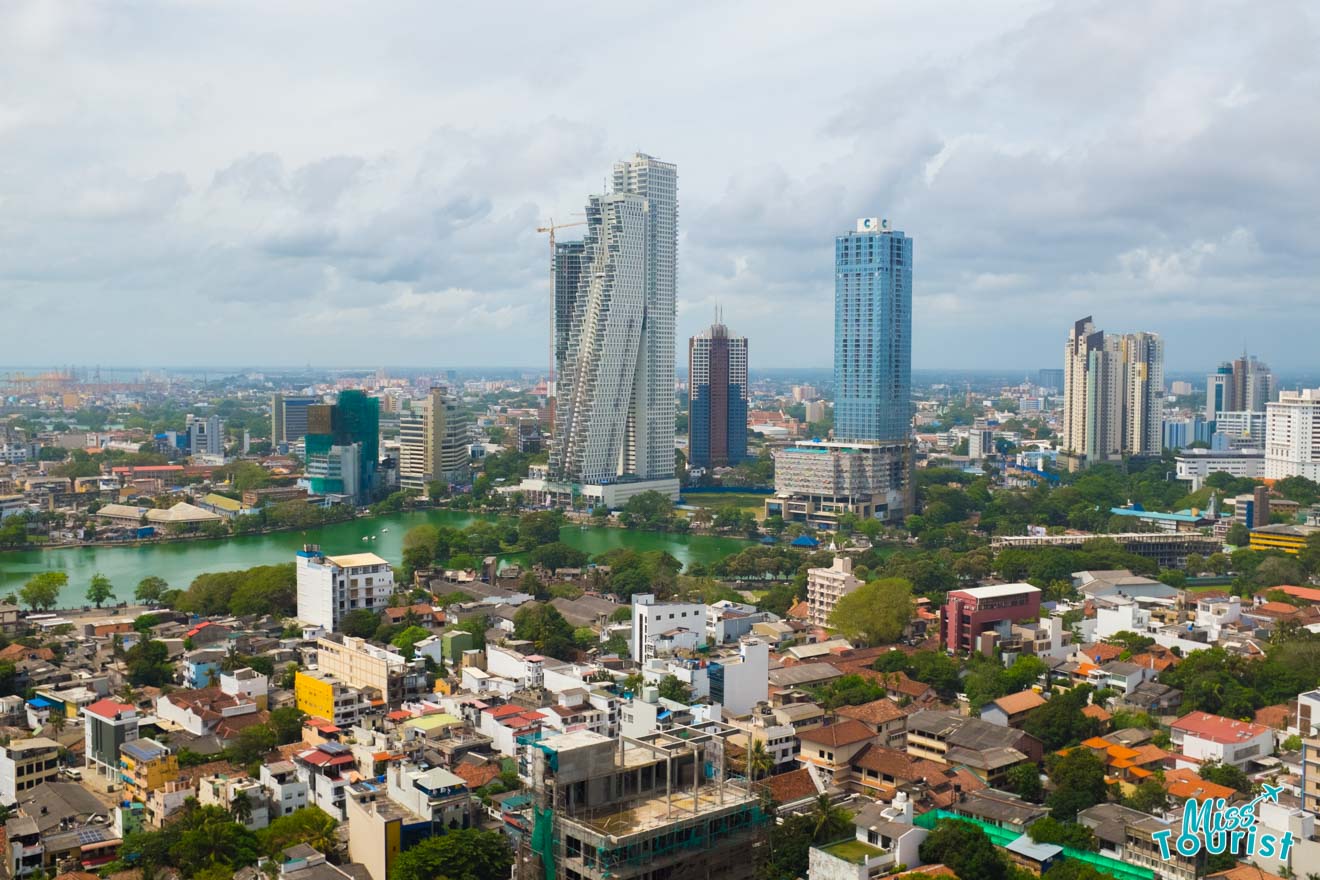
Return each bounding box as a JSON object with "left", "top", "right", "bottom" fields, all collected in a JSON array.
[{"left": 828, "top": 578, "right": 914, "bottom": 645}]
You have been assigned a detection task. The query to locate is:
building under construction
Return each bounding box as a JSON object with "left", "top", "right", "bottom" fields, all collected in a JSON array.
[{"left": 519, "top": 727, "right": 769, "bottom": 880}]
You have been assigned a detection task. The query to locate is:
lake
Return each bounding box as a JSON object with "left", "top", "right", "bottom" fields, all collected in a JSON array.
[{"left": 0, "top": 509, "right": 751, "bottom": 607}]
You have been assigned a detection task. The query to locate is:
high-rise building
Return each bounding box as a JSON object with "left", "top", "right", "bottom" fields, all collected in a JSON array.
[
  {"left": 688, "top": 314, "right": 748, "bottom": 470},
  {"left": 834, "top": 218, "right": 912, "bottom": 444},
  {"left": 185, "top": 414, "right": 224, "bottom": 457},
  {"left": 304, "top": 390, "right": 380, "bottom": 504},
  {"left": 1061, "top": 317, "right": 1164, "bottom": 467},
  {"left": 272, "top": 393, "right": 319, "bottom": 445},
  {"left": 544, "top": 153, "right": 678, "bottom": 502},
  {"left": 553, "top": 241, "right": 586, "bottom": 382},
  {"left": 1265, "top": 388, "right": 1320, "bottom": 481},
  {"left": 1206, "top": 355, "right": 1275, "bottom": 421},
  {"left": 295, "top": 545, "right": 394, "bottom": 633},
  {"left": 399, "top": 388, "right": 470, "bottom": 491},
  {"left": 1038, "top": 369, "right": 1065, "bottom": 393}
]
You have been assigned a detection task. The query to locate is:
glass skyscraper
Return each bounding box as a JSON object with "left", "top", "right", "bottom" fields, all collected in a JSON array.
[{"left": 833, "top": 218, "right": 912, "bottom": 443}]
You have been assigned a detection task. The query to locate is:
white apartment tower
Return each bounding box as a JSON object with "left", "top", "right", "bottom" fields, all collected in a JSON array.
[
  {"left": 1265, "top": 389, "right": 1320, "bottom": 481},
  {"left": 806, "top": 556, "right": 863, "bottom": 627},
  {"left": 550, "top": 153, "right": 677, "bottom": 492},
  {"left": 399, "top": 388, "right": 470, "bottom": 491},
  {"left": 295, "top": 545, "right": 395, "bottom": 632},
  {"left": 1062, "top": 316, "right": 1163, "bottom": 466}
]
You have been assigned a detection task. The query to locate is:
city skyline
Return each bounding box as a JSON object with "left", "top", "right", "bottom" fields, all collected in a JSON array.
[{"left": 3, "top": 2, "right": 1319, "bottom": 369}]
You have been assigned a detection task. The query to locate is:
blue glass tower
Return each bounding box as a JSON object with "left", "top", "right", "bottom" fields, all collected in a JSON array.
[{"left": 834, "top": 218, "right": 912, "bottom": 443}]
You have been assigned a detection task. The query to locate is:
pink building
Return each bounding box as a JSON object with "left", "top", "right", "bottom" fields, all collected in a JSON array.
[{"left": 943, "top": 584, "right": 1041, "bottom": 654}]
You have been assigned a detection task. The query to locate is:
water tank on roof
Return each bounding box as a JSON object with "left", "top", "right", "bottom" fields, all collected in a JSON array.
[{"left": 643, "top": 686, "right": 659, "bottom": 704}]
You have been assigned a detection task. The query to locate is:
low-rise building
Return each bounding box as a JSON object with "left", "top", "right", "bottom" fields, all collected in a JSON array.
[
  {"left": 0, "top": 737, "right": 61, "bottom": 804},
  {"left": 942, "top": 583, "right": 1042, "bottom": 654},
  {"left": 119, "top": 738, "right": 179, "bottom": 806},
  {"left": 797, "top": 720, "right": 878, "bottom": 785},
  {"left": 1170, "top": 710, "right": 1274, "bottom": 769}
]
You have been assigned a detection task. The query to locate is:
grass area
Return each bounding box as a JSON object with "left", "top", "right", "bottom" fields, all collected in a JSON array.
[
  {"left": 679, "top": 492, "right": 769, "bottom": 511},
  {"left": 821, "top": 839, "right": 886, "bottom": 864}
]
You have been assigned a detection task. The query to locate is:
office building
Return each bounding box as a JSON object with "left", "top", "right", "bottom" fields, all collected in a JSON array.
[
  {"left": 968, "top": 419, "right": 994, "bottom": 460},
  {"left": 0, "top": 738, "right": 60, "bottom": 804},
  {"left": 767, "top": 439, "right": 909, "bottom": 528},
  {"left": 304, "top": 390, "right": 380, "bottom": 504},
  {"left": 1206, "top": 354, "right": 1274, "bottom": 420},
  {"left": 522, "top": 728, "right": 768, "bottom": 880},
  {"left": 1162, "top": 416, "right": 1212, "bottom": 450},
  {"left": 942, "top": 583, "right": 1042, "bottom": 654},
  {"left": 399, "top": 388, "right": 470, "bottom": 491},
  {"left": 312, "top": 633, "right": 426, "bottom": 708},
  {"left": 272, "top": 393, "right": 320, "bottom": 445},
  {"left": 1174, "top": 448, "right": 1264, "bottom": 489},
  {"left": 1061, "top": 317, "right": 1163, "bottom": 467},
  {"left": 538, "top": 153, "right": 679, "bottom": 503},
  {"left": 83, "top": 698, "right": 139, "bottom": 779},
  {"left": 688, "top": 314, "right": 748, "bottom": 469},
  {"left": 1038, "top": 369, "right": 1064, "bottom": 393},
  {"left": 553, "top": 240, "right": 587, "bottom": 383},
  {"left": 1265, "top": 388, "right": 1320, "bottom": 481},
  {"left": 1211, "top": 410, "right": 1266, "bottom": 450},
  {"left": 805, "top": 556, "right": 862, "bottom": 627},
  {"left": 296, "top": 545, "right": 395, "bottom": 633},
  {"left": 834, "top": 218, "right": 912, "bottom": 444},
  {"left": 185, "top": 413, "right": 224, "bottom": 457}
]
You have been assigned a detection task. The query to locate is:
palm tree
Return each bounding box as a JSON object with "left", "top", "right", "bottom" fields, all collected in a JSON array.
[
  {"left": 808, "top": 794, "right": 852, "bottom": 843},
  {"left": 748, "top": 738, "right": 773, "bottom": 782},
  {"left": 49, "top": 713, "right": 66, "bottom": 735},
  {"left": 230, "top": 791, "right": 253, "bottom": 826}
]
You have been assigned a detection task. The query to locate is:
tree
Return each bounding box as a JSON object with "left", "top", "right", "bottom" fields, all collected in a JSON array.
[
  {"left": 918, "top": 819, "right": 1006, "bottom": 880},
  {"left": 518, "top": 510, "right": 564, "bottom": 547},
  {"left": 1029, "top": 816, "right": 1098, "bottom": 850},
  {"left": 388, "top": 828, "right": 513, "bottom": 880},
  {"left": 391, "top": 625, "right": 432, "bottom": 659},
  {"left": 1006, "top": 763, "right": 1043, "bottom": 803},
  {"left": 257, "top": 806, "right": 339, "bottom": 860},
  {"left": 512, "top": 604, "right": 576, "bottom": 658},
  {"left": 87, "top": 573, "right": 115, "bottom": 608},
  {"left": 827, "top": 578, "right": 914, "bottom": 645},
  {"left": 229, "top": 724, "right": 276, "bottom": 766},
  {"left": 747, "top": 738, "right": 772, "bottom": 781},
  {"left": 125, "top": 639, "right": 174, "bottom": 687},
  {"left": 1021, "top": 687, "right": 1099, "bottom": 751},
  {"left": 339, "top": 609, "right": 380, "bottom": 639},
  {"left": 1046, "top": 748, "right": 1108, "bottom": 820},
  {"left": 528, "top": 542, "right": 589, "bottom": 572},
  {"left": 230, "top": 791, "right": 253, "bottom": 826},
  {"left": 20, "top": 571, "right": 66, "bottom": 611},
  {"left": 269, "top": 707, "right": 306, "bottom": 745},
  {"left": 657, "top": 675, "right": 692, "bottom": 703},
  {"left": 1225, "top": 522, "right": 1250, "bottom": 547},
  {"left": 1125, "top": 777, "right": 1169, "bottom": 814},
  {"left": 1198, "top": 760, "right": 1252, "bottom": 794},
  {"left": 135, "top": 576, "right": 170, "bottom": 605}
]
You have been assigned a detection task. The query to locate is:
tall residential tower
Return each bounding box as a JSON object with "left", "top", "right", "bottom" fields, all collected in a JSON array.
[
  {"left": 398, "top": 387, "right": 470, "bottom": 491},
  {"left": 538, "top": 153, "right": 679, "bottom": 506},
  {"left": 1061, "top": 317, "right": 1164, "bottom": 467},
  {"left": 688, "top": 313, "right": 748, "bottom": 470}
]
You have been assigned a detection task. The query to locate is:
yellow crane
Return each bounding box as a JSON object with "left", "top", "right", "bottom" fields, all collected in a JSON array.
[{"left": 535, "top": 218, "right": 586, "bottom": 427}]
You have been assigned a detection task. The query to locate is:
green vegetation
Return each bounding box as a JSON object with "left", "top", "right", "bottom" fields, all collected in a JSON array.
[
  {"left": 174, "top": 563, "right": 297, "bottom": 617},
  {"left": 512, "top": 604, "right": 576, "bottom": 658},
  {"left": 762, "top": 795, "right": 853, "bottom": 880},
  {"left": 19, "top": 571, "right": 66, "bottom": 610},
  {"left": 388, "top": 828, "right": 513, "bottom": 880},
  {"left": 828, "top": 577, "right": 914, "bottom": 645}
]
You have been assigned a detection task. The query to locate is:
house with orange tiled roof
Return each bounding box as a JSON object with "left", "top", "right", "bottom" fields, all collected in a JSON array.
[
  {"left": 761, "top": 767, "right": 821, "bottom": 813},
  {"left": 1081, "top": 704, "right": 1112, "bottom": 732},
  {"left": 980, "top": 690, "right": 1046, "bottom": 729},
  {"left": 836, "top": 698, "right": 909, "bottom": 747},
  {"left": 1067, "top": 734, "right": 1171, "bottom": 793},
  {"left": 847, "top": 742, "right": 985, "bottom": 809},
  {"left": 1254, "top": 584, "right": 1320, "bottom": 606},
  {"left": 1254, "top": 703, "right": 1293, "bottom": 730},
  {"left": 1162, "top": 767, "right": 1239, "bottom": 803},
  {"left": 797, "top": 720, "right": 878, "bottom": 784},
  {"left": 785, "top": 598, "right": 811, "bottom": 621}
]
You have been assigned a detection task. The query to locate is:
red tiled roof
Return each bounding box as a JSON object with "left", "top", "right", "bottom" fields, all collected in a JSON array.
[
  {"left": 836, "top": 698, "right": 907, "bottom": 726},
  {"left": 84, "top": 698, "right": 135, "bottom": 720},
  {"left": 298, "top": 748, "right": 354, "bottom": 767},
  {"left": 453, "top": 762, "right": 502, "bottom": 789},
  {"left": 762, "top": 768, "right": 817, "bottom": 804},
  {"left": 1082, "top": 643, "right": 1123, "bottom": 662},
  {"left": 1081, "top": 705, "right": 1112, "bottom": 722},
  {"left": 1254, "top": 704, "right": 1293, "bottom": 729},
  {"left": 797, "top": 719, "right": 875, "bottom": 748},
  {"left": 1172, "top": 710, "right": 1271, "bottom": 744}
]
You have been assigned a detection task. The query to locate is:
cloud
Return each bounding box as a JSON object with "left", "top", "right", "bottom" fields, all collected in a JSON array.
[{"left": 0, "top": 0, "right": 1317, "bottom": 370}]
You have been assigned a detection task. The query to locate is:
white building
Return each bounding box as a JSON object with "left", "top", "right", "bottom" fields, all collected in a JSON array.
[
  {"left": 1170, "top": 711, "right": 1274, "bottom": 770},
  {"left": 630, "top": 594, "right": 706, "bottom": 662},
  {"left": 768, "top": 439, "right": 911, "bottom": 528},
  {"left": 399, "top": 388, "right": 470, "bottom": 491},
  {"left": 295, "top": 546, "right": 394, "bottom": 632},
  {"left": 1211, "top": 410, "right": 1267, "bottom": 449},
  {"left": 806, "top": 556, "right": 863, "bottom": 628},
  {"left": 186, "top": 413, "right": 224, "bottom": 456},
  {"left": 261, "top": 760, "right": 309, "bottom": 818},
  {"left": 1174, "top": 448, "right": 1264, "bottom": 489},
  {"left": 1265, "top": 388, "right": 1320, "bottom": 481},
  {"left": 542, "top": 153, "right": 679, "bottom": 503},
  {"left": 1062, "top": 317, "right": 1164, "bottom": 466},
  {"left": 198, "top": 774, "right": 269, "bottom": 830}
]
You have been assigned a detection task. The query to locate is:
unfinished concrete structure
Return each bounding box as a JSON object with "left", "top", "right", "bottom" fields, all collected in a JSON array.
[{"left": 521, "top": 727, "right": 768, "bottom": 880}]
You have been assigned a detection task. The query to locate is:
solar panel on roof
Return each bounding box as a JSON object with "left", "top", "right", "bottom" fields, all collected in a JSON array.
[
  {"left": 77, "top": 828, "right": 107, "bottom": 845},
  {"left": 318, "top": 742, "right": 349, "bottom": 754}
]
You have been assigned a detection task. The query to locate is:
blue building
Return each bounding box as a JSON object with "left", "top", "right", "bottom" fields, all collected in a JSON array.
[
  {"left": 834, "top": 218, "right": 912, "bottom": 443},
  {"left": 688, "top": 314, "right": 748, "bottom": 469}
]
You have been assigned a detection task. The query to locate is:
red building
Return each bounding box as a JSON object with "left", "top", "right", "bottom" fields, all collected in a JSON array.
[{"left": 943, "top": 583, "right": 1041, "bottom": 653}]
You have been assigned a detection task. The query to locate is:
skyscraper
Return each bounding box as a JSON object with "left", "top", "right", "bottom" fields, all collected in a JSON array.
[
  {"left": 834, "top": 217, "right": 912, "bottom": 443},
  {"left": 1062, "top": 317, "right": 1164, "bottom": 467},
  {"left": 304, "top": 389, "right": 380, "bottom": 503},
  {"left": 399, "top": 387, "right": 470, "bottom": 491},
  {"left": 767, "top": 217, "right": 913, "bottom": 528},
  {"left": 271, "top": 393, "right": 319, "bottom": 446},
  {"left": 1206, "top": 355, "right": 1275, "bottom": 421},
  {"left": 547, "top": 153, "right": 678, "bottom": 501},
  {"left": 688, "top": 313, "right": 748, "bottom": 470}
]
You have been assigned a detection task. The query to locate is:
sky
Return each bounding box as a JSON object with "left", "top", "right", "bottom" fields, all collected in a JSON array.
[{"left": 2, "top": 0, "right": 1318, "bottom": 372}]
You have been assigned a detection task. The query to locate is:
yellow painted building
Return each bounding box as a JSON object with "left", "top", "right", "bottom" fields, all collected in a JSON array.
[
  {"left": 1248, "top": 523, "right": 1318, "bottom": 555},
  {"left": 295, "top": 670, "right": 337, "bottom": 721},
  {"left": 120, "top": 738, "right": 179, "bottom": 803}
]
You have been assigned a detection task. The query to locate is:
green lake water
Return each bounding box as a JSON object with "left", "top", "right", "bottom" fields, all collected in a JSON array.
[{"left": 0, "top": 510, "right": 751, "bottom": 607}]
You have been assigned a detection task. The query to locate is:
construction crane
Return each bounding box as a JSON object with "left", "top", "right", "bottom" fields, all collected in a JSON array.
[{"left": 535, "top": 218, "right": 586, "bottom": 429}]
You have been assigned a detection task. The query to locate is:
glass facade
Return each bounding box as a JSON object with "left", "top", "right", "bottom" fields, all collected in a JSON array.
[{"left": 834, "top": 224, "right": 912, "bottom": 443}]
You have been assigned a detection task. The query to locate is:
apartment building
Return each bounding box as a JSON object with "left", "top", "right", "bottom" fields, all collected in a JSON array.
[
  {"left": 766, "top": 440, "right": 911, "bottom": 528},
  {"left": 313, "top": 634, "right": 426, "bottom": 708},
  {"left": 942, "top": 583, "right": 1042, "bottom": 654},
  {"left": 296, "top": 546, "right": 395, "bottom": 633},
  {"left": 1170, "top": 711, "right": 1274, "bottom": 769},
  {"left": 805, "top": 556, "right": 862, "bottom": 628},
  {"left": 0, "top": 737, "right": 61, "bottom": 804}
]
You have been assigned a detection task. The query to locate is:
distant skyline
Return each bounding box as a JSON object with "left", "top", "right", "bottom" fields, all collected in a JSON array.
[{"left": 3, "top": 2, "right": 1319, "bottom": 369}]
